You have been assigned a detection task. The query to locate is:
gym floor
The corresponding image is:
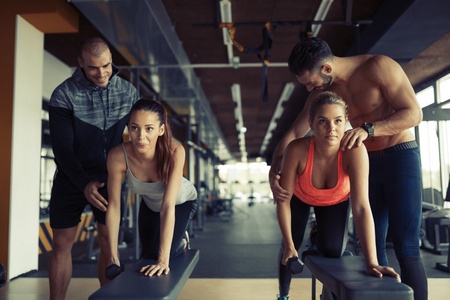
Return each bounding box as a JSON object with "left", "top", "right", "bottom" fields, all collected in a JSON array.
[
  {"left": 2, "top": 200, "right": 450, "bottom": 299},
  {"left": 2, "top": 277, "right": 450, "bottom": 300}
]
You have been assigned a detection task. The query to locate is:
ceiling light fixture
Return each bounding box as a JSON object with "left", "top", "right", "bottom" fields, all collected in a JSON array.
[
  {"left": 231, "top": 83, "right": 243, "bottom": 130},
  {"left": 259, "top": 82, "right": 295, "bottom": 154},
  {"left": 220, "top": 0, "right": 240, "bottom": 66},
  {"left": 219, "top": 0, "right": 236, "bottom": 65},
  {"left": 312, "top": 0, "right": 334, "bottom": 37},
  {"left": 220, "top": 0, "right": 232, "bottom": 23},
  {"left": 231, "top": 83, "right": 247, "bottom": 160}
]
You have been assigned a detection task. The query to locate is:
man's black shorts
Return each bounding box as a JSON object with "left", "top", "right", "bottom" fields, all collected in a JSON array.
[{"left": 49, "top": 173, "right": 107, "bottom": 229}]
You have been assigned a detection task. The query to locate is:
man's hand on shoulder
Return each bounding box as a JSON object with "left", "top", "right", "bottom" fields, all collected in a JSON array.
[
  {"left": 340, "top": 127, "right": 368, "bottom": 151},
  {"left": 84, "top": 181, "right": 108, "bottom": 212}
]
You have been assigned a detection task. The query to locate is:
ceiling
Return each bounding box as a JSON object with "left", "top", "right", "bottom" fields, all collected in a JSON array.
[{"left": 44, "top": 0, "right": 450, "bottom": 163}]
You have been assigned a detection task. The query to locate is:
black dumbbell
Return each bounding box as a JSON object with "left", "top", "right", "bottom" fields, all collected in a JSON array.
[
  {"left": 0, "top": 263, "right": 6, "bottom": 288},
  {"left": 286, "top": 256, "right": 304, "bottom": 274},
  {"left": 105, "top": 263, "right": 124, "bottom": 280}
]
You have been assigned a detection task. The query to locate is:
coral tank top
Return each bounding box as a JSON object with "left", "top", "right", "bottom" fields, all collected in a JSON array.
[{"left": 293, "top": 138, "right": 350, "bottom": 206}]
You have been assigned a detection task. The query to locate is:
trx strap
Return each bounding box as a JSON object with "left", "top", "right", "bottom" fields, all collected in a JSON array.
[
  {"left": 299, "top": 22, "right": 313, "bottom": 42},
  {"left": 220, "top": 22, "right": 275, "bottom": 101},
  {"left": 260, "top": 22, "right": 274, "bottom": 102}
]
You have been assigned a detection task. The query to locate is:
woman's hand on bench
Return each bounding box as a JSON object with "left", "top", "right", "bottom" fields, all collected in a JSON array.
[
  {"left": 140, "top": 261, "right": 170, "bottom": 277},
  {"left": 367, "top": 264, "right": 400, "bottom": 281}
]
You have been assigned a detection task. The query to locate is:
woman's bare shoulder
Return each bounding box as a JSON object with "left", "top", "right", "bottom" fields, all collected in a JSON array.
[
  {"left": 170, "top": 140, "right": 185, "bottom": 155},
  {"left": 343, "top": 143, "right": 367, "bottom": 156},
  {"left": 109, "top": 143, "right": 125, "bottom": 158},
  {"left": 342, "top": 143, "right": 368, "bottom": 171},
  {"left": 285, "top": 136, "right": 311, "bottom": 156},
  {"left": 288, "top": 136, "right": 311, "bottom": 148},
  {"left": 107, "top": 143, "right": 127, "bottom": 171}
]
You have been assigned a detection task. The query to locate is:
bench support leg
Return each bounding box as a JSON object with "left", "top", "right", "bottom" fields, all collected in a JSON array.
[
  {"left": 436, "top": 225, "right": 450, "bottom": 272},
  {"left": 311, "top": 275, "right": 316, "bottom": 300}
]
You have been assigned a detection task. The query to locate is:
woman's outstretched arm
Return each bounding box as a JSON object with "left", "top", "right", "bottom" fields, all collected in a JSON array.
[
  {"left": 344, "top": 145, "right": 399, "bottom": 280},
  {"left": 141, "top": 140, "right": 184, "bottom": 277},
  {"left": 106, "top": 145, "right": 127, "bottom": 267},
  {"left": 277, "top": 140, "right": 302, "bottom": 264}
]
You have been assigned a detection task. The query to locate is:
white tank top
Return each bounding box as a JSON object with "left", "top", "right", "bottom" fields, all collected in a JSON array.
[{"left": 122, "top": 144, "right": 197, "bottom": 212}]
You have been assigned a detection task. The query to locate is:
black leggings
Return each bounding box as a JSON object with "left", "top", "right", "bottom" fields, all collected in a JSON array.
[
  {"left": 138, "top": 199, "right": 198, "bottom": 260},
  {"left": 278, "top": 195, "right": 350, "bottom": 296}
]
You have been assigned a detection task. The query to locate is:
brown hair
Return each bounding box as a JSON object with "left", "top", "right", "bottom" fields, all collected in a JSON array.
[
  {"left": 309, "top": 91, "right": 348, "bottom": 121},
  {"left": 130, "top": 98, "right": 174, "bottom": 184}
]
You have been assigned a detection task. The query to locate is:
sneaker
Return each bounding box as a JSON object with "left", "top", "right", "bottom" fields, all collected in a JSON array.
[
  {"left": 182, "top": 231, "right": 190, "bottom": 249},
  {"left": 277, "top": 295, "right": 289, "bottom": 300}
]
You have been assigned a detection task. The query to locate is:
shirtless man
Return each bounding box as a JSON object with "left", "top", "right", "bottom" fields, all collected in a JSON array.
[{"left": 270, "top": 37, "right": 427, "bottom": 300}]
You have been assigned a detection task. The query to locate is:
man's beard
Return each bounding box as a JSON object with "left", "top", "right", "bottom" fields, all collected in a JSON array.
[{"left": 320, "top": 73, "right": 333, "bottom": 91}]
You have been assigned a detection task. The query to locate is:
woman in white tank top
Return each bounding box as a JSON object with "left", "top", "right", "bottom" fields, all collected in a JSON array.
[{"left": 105, "top": 98, "right": 197, "bottom": 279}]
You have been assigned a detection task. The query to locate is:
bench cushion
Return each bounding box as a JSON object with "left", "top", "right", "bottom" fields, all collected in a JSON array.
[
  {"left": 89, "top": 249, "right": 199, "bottom": 300},
  {"left": 304, "top": 255, "right": 413, "bottom": 300}
]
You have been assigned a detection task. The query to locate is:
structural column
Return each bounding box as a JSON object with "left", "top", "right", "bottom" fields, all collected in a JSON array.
[{"left": 0, "top": 0, "right": 78, "bottom": 280}]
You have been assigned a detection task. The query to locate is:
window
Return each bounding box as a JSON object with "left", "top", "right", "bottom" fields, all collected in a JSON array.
[
  {"left": 419, "top": 121, "right": 442, "bottom": 205},
  {"left": 417, "top": 74, "right": 450, "bottom": 208},
  {"left": 416, "top": 86, "right": 434, "bottom": 108},
  {"left": 438, "top": 73, "right": 450, "bottom": 108},
  {"left": 438, "top": 120, "right": 450, "bottom": 204}
]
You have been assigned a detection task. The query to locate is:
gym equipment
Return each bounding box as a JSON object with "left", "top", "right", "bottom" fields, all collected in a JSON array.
[
  {"left": 286, "top": 256, "right": 304, "bottom": 274},
  {"left": 420, "top": 188, "right": 449, "bottom": 254},
  {"left": 304, "top": 255, "right": 413, "bottom": 300},
  {"left": 89, "top": 249, "right": 199, "bottom": 300},
  {"left": 435, "top": 218, "right": 450, "bottom": 273},
  {"left": 105, "top": 263, "right": 125, "bottom": 280}
]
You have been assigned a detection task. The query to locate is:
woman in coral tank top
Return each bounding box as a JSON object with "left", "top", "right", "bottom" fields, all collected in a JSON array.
[{"left": 276, "top": 92, "right": 399, "bottom": 300}]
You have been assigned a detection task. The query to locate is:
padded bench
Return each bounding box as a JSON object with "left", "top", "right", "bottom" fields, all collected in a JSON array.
[
  {"left": 89, "top": 249, "right": 199, "bottom": 300},
  {"left": 304, "top": 255, "right": 413, "bottom": 300}
]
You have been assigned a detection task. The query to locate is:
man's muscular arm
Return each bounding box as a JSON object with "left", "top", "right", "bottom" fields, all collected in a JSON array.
[{"left": 341, "top": 55, "right": 423, "bottom": 150}]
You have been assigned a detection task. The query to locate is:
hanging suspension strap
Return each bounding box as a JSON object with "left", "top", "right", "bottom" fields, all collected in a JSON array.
[
  {"left": 220, "top": 22, "right": 275, "bottom": 101},
  {"left": 260, "top": 22, "right": 275, "bottom": 102}
]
